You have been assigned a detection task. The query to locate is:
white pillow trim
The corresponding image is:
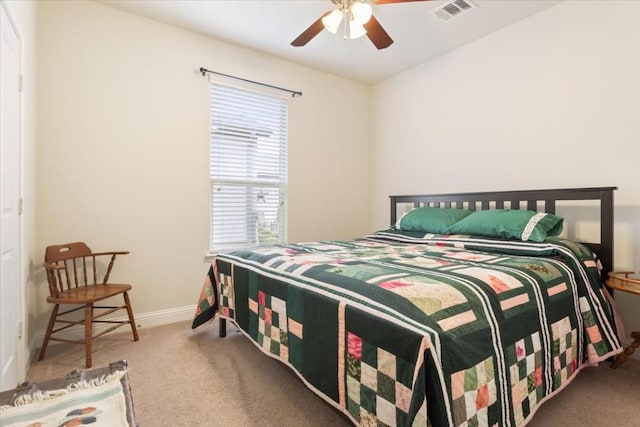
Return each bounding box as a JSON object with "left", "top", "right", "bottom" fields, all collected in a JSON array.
[
  {"left": 521, "top": 212, "right": 548, "bottom": 241},
  {"left": 395, "top": 208, "right": 415, "bottom": 230}
]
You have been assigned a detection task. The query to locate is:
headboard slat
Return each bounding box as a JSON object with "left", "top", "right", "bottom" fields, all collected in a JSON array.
[{"left": 545, "top": 200, "right": 556, "bottom": 214}]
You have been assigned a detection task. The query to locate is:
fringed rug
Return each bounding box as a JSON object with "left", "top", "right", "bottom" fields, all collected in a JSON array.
[{"left": 1, "top": 361, "right": 135, "bottom": 427}]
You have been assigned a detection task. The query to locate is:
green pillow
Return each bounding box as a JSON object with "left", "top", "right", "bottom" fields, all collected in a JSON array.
[
  {"left": 446, "top": 209, "right": 564, "bottom": 242},
  {"left": 397, "top": 207, "right": 472, "bottom": 234}
]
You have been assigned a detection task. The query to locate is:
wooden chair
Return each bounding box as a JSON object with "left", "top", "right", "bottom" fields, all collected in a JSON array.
[{"left": 38, "top": 242, "right": 139, "bottom": 368}]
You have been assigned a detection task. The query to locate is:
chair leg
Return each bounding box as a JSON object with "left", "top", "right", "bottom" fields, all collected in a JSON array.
[
  {"left": 123, "top": 292, "right": 139, "bottom": 341},
  {"left": 38, "top": 304, "right": 59, "bottom": 361},
  {"left": 85, "top": 303, "right": 93, "bottom": 368}
]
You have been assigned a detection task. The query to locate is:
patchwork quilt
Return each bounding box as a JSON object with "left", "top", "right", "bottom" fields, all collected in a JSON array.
[{"left": 192, "top": 230, "right": 622, "bottom": 427}]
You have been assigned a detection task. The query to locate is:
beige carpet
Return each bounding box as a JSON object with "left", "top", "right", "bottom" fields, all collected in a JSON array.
[{"left": 27, "top": 320, "right": 640, "bottom": 427}]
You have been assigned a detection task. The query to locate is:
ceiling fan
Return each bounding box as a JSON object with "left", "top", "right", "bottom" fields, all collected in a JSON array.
[{"left": 291, "top": 0, "right": 430, "bottom": 50}]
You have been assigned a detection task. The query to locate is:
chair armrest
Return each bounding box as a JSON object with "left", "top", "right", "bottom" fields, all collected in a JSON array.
[
  {"left": 89, "top": 251, "right": 129, "bottom": 284},
  {"left": 90, "top": 251, "right": 130, "bottom": 257},
  {"left": 43, "top": 262, "right": 66, "bottom": 271}
]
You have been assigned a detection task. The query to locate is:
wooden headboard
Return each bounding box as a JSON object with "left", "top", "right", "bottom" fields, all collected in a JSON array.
[{"left": 389, "top": 187, "right": 617, "bottom": 281}]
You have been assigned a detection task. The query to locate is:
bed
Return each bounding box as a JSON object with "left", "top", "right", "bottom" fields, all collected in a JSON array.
[{"left": 192, "top": 187, "right": 622, "bottom": 427}]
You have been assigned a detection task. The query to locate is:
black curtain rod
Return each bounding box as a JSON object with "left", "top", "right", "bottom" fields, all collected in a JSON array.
[{"left": 199, "top": 67, "right": 302, "bottom": 98}]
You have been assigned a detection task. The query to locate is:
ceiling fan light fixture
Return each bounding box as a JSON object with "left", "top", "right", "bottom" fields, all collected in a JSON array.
[
  {"left": 321, "top": 9, "right": 343, "bottom": 34},
  {"left": 292, "top": 0, "right": 415, "bottom": 49},
  {"left": 351, "top": 2, "right": 372, "bottom": 25},
  {"left": 347, "top": 22, "right": 367, "bottom": 39}
]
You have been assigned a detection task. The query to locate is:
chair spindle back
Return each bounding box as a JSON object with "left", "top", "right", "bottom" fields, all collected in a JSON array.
[{"left": 44, "top": 242, "right": 115, "bottom": 298}]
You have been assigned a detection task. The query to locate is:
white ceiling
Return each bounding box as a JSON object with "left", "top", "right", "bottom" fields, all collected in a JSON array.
[{"left": 99, "top": 0, "right": 562, "bottom": 84}]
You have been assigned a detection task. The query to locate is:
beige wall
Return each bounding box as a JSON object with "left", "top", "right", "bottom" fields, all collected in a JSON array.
[
  {"left": 3, "top": 0, "right": 37, "bottom": 380},
  {"left": 36, "top": 1, "right": 371, "bottom": 332},
  {"left": 370, "top": 1, "right": 640, "bottom": 345}
]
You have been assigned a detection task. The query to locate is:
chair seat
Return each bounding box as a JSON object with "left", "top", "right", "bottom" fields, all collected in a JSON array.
[{"left": 47, "top": 283, "right": 132, "bottom": 304}]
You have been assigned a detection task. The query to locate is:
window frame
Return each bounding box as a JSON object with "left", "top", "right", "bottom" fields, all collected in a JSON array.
[{"left": 208, "top": 81, "right": 288, "bottom": 254}]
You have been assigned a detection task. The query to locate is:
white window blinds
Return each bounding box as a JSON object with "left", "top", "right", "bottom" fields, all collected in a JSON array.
[{"left": 209, "top": 83, "right": 288, "bottom": 252}]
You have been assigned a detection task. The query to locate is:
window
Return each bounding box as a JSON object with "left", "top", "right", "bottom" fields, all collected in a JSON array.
[{"left": 209, "top": 83, "right": 288, "bottom": 252}]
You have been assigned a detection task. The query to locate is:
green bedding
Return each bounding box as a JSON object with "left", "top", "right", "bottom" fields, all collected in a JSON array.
[{"left": 193, "top": 230, "right": 621, "bottom": 426}]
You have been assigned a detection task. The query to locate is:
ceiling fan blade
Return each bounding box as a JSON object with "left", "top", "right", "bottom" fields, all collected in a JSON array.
[
  {"left": 291, "top": 12, "right": 331, "bottom": 47},
  {"left": 372, "top": 0, "right": 431, "bottom": 4},
  {"left": 364, "top": 16, "right": 393, "bottom": 49}
]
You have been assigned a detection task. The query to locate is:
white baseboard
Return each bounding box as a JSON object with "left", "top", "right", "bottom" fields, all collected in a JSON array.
[{"left": 33, "top": 305, "right": 195, "bottom": 347}]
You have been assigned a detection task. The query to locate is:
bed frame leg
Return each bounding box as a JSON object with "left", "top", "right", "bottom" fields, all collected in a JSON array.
[{"left": 219, "top": 318, "right": 226, "bottom": 337}]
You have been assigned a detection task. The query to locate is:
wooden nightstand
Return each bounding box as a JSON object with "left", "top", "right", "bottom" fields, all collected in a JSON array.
[{"left": 606, "top": 271, "right": 640, "bottom": 368}]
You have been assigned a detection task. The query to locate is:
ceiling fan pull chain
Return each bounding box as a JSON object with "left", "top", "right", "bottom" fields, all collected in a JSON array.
[
  {"left": 345, "top": 0, "right": 352, "bottom": 39},
  {"left": 344, "top": 11, "right": 349, "bottom": 39}
]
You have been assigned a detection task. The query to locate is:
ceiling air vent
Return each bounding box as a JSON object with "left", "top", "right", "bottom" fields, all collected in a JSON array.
[{"left": 432, "top": 0, "right": 477, "bottom": 22}]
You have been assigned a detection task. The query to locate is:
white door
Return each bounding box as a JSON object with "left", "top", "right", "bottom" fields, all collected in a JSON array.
[{"left": 0, "top": 3, "right": 22, "bottom": 392}]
